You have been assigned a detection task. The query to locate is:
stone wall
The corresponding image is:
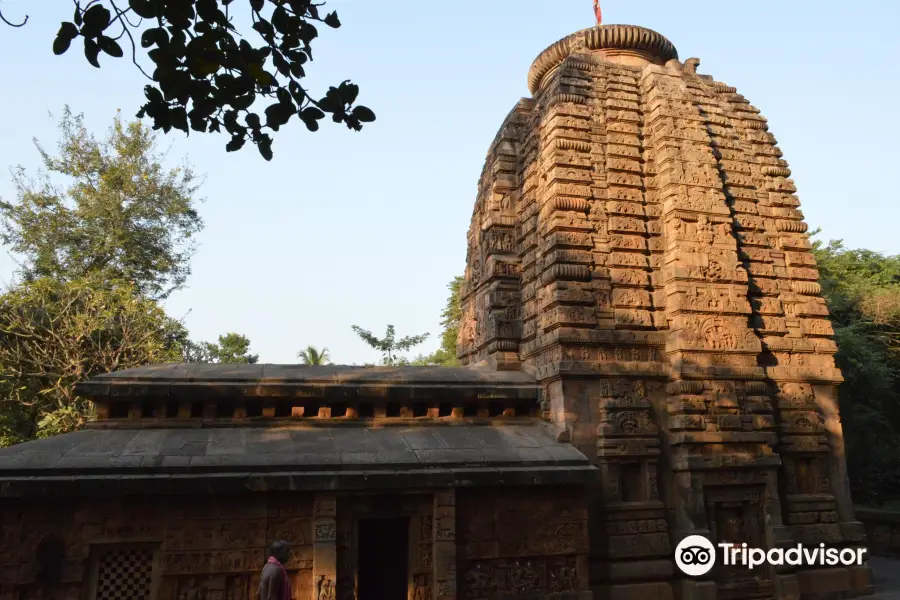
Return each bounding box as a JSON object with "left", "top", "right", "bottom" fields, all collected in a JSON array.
[
  {"left": 0, "top": 493, "right": 314, "bottom": 600},
  {"left": 457, "top": 487, "right": 590, "bottom": 600},
  {"left": 857, "top": 509, "right": 900, "bottom": 557},
  {"left": 0, "top": 487, "right": 590, "bottom": 600}
]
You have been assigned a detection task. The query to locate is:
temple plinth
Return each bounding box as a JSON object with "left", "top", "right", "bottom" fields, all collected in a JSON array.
[{"left": 458, "top": 23, "right": 872, "bottom": 600}]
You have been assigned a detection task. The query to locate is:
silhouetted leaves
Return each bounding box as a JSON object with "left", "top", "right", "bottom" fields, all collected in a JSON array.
[
  {"left": 225, "top": 134, "right": 245, "bottom": 152},
  {"left": 81, "top": 5, "right": 111, "bottom": 37},
  {"left": 20, "top": 1, "right": 376, "bottom": 160},
  {"left": 353, "top": 106, "right": 376, "bottom": 123},
  {"left": 54, "top": 22, "right": 79, "bottom": 54},
  {"left": 324, "top": 12, "right": 340, "bottom": 28},
  {"left": 98, "top": 36, "right": 123, "bottom": 58},
  {"left": 83, "top": 38, "right": 101, "bottom": 68}
]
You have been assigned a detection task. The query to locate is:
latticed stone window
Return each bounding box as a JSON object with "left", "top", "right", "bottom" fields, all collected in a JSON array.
[{"left": 90, "top": 545, "right": 156, "bottom": 600}]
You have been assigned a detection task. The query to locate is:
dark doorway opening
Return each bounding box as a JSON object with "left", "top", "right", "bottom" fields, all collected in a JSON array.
[{"left": 358, "top": 518, "right": 409, "bottom": 600}]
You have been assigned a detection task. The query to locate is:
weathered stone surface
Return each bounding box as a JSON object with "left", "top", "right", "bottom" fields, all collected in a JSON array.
[
  {"left": 0, "top": 488, "right": 590, "bottom": 600},
  {"left": 0, "top": 423, "right": 596, "bottom": 496},
  {"left": 458, "top": 22, "right": 866, "bottom": 600},
  {"left": 76, "top": 364, "right": 541, "bottom": 401}
]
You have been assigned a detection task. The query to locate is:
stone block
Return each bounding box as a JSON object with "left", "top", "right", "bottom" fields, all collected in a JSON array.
[
  {"left": 591, "top": 559, "right": 674, "bottom": 582},
  {"left": 674, "top": 579, "right": 716, "bottom": 600},
  {"left": 594, "top": 581, "right": 673, "bottom": 600},
  {"left": 847, "top": 565, "right": 874, "bottom": 596},
  {"left": 796, "top": 568, "right": 851, "bottom": 596},
  {"left": 774, "top": 573, "right": 801, "bottom": 600}
]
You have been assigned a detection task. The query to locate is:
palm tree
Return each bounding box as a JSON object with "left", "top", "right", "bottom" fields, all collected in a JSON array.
[{"left": 298, "top": 345, "right": 330, "bottom": 365}]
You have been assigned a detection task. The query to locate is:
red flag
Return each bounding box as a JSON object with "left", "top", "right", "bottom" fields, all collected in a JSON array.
[{"left": 593, "top": 0, "right": 602, "bottom": 25}]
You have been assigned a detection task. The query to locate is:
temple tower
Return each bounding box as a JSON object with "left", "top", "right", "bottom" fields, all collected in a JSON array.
[{"left": 458, "top": 24, "right": 872, "bottom": 600}]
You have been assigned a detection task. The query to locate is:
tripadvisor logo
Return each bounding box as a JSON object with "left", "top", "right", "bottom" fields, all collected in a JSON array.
[
  {"left": 675, "top": 535, "right": 717, "bottom": 576},
  {"left": 674, "top": 535, "right": 867, "bottom": 577}
]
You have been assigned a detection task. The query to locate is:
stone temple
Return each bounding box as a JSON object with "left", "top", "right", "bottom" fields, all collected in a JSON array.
[
  {"left": 0, "top": 23, "right": 872, "bottom": 600},
  {"left": 457, "top": 21, "right": 871, "bottom": 600}
]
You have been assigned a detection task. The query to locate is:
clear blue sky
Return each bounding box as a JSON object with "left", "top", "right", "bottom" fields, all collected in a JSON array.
[{"left": 0, "top": 1, "right": 897, "bottom": 365}]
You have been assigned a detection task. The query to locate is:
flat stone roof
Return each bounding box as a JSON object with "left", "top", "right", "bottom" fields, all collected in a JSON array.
[
  {"left": 0, "top": 422, "right": 594, "bottom": 497},
  {"left": 74, "top": 364, "right": 540, "bottom": 401}
]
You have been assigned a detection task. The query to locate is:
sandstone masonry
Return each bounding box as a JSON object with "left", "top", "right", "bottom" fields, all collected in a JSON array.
[{"left": 458, "top": 23, "right": 872, "bottom": 600}]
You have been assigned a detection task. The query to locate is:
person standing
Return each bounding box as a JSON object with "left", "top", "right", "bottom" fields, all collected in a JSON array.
[{"left": 259, "top": 541, "right": 292, "bottom": 600}]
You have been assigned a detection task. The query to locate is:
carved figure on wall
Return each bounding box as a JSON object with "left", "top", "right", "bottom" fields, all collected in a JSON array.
[
  {"left": 420, "top": 544, "right": 433, "bottom": 570},
  {"left": 509, "top": 560, "right": 541, "bottom": 596},
  {"left": 463, "top": 563, "right": 495, "bottom": 600},
  {"left": 704, "top": 319, "right": 737, "bottom": 350},
  {"left": 178, "top": 578, "right": 208, "bottom": 600},
  {"left": 618, "top": 412, "right": 641, "bottom": 434},
  {"left": 226, "top": 576, "right": 250, "bottom": 600},
  {"left": 696, "top": 215, "right": 714, "bottom": 245},
  {"left": 620, "top": 381, "right": 646, "bottom": 406},
  {"left": 548, "top": 560, "right": 577, "bottom": 593},
  {"left": 316, "top": 575, "right": 335, "bottom": 600},
  {"left": 413, "top": 575, "right": 431, "bottom": 600},
  {"left": 719, "top": 508, "right": 746, "bottom": 543}
]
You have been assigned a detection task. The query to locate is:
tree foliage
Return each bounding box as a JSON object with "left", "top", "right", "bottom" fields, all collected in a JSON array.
[
  {"left": 184, "top": 332, "right": 258, "bottom": 363},
  {"left": 812, "top": 235, "right": 900, "bottom": 505},
  {"left": 416, "top": 276, "right": 462, "bottom": 367},
  {"left": 0, "top": 276, "right": 188, "bottom": 445},
  {"left": 351, "top": 324, "right": 429, "bottom": 366},
  {"left": 1, "top": 1, "right": 375, "bottom": 160},
  {"left": 297, "top": 345, "right": 329, "bottom": 365},
  {"left": 0, "top": 108, "right": 203, "bottom": 300}
]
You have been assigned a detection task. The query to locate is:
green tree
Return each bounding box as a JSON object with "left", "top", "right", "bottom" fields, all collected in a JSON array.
[
  {"left": 203, "top": 333, "right": 258, "bottom": 364},
  {"left": 1, "top": 1, "right": 375, "bottom": 160},
  {"left": 351, "top": 324, "right": 429, "bottom": 366},
  {"left": 812, "top": 234, "right": 900, "bottom": 505},
  {"left": 298, "top": 345, "right": 330, "bottom": 365},
  {"left": 0, "top": 108, "right": 203, "bottom": 300},
  {"left": 419, "top": 276, "right": 462, "bottom": 367},
  {"left": 0, "top": 276, "right": 188, "bottom": 445},
  {"left": 180, "top": 339, "right": 214, "bottom": 363}
]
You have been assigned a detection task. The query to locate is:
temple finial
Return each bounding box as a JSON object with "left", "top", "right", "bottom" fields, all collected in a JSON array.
[{"left": 593, "top": 0, "right": 602, "bottom": 25}]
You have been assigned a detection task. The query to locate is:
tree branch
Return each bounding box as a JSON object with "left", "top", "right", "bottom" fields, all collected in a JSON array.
[
  {"left": 109, "top": 0, "right": 152, "bottom": 80},
  {"left": 0, "top": 6, "right": 28, "bottom": 27}
]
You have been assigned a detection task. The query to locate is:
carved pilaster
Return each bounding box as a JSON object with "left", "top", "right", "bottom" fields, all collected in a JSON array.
[
  {"left": 313, "top": 495, "right": 337, "bottom": 600},
  {"left": 432, "top": 491, "right": 456, "bottom": 600}
]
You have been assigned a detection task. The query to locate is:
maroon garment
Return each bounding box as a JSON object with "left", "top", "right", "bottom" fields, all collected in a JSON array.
[{"left": 267, "top": 556, "right": 292, "bottom": 600}]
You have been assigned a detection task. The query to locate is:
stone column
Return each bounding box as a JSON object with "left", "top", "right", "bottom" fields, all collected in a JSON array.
[
  {"left": 433, "top": 490, "right": 456, "bottom": 600},
  {"left": 313, "top": 494, "right": 337, "bottom": 600}
]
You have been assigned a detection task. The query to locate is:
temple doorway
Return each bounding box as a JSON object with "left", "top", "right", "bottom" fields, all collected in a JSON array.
[{"left": 358, "top": 517, "right": 410, "bottom": 600}]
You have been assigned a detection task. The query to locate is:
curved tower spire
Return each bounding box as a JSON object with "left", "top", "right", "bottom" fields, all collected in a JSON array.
[{"left": 458, "top": 22, "right": 872, "bottom": 600}]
